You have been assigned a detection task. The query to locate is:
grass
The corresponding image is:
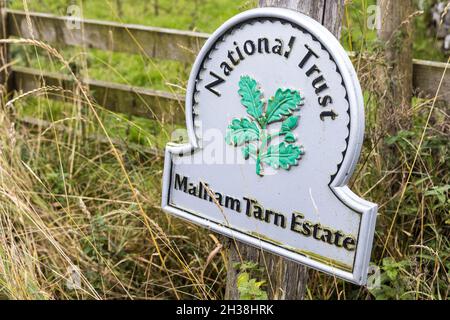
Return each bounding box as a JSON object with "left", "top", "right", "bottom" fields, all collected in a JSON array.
[
  {"left": 0, "top": 0, "right": 448, "bottom": 300},
  {"left": 13, "top": 0, "right": 254, "bottom": 32}
]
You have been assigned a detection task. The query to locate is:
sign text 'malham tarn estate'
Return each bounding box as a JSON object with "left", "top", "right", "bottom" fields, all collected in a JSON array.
[
  {"left": 174, "top": 173, "right": 357, "bottom": 252},
  {"left": 162, "top": 8, "right": 378, "bottom": 285}
]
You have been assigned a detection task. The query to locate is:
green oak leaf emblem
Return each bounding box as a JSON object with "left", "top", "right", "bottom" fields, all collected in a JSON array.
[{"left": 226, "top": 76, "right": 304, "bottom": 176}]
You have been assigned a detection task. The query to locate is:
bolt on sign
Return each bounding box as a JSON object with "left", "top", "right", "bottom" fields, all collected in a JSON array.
[{"left": 162, "top": 8, "right": 378, "bottom": 285}]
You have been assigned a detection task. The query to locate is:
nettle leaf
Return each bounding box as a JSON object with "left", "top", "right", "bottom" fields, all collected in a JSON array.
[
  {"left": 228, "top": 77, "right": 304, "bottom": 176},
  {"left": 242, "top": 144, "right": 257, "bottom": 160},
  {"left": 260, "top": 142, "right": 303, "bottom": 170},
  {"left": 281, "top": 116, "right": 299, "bottom": 133},
  {"left": 284, "top": 132, "right": 296, "bottom": 143},
  {"left": 238, "top": 76, "right": 264, "bottom": 120},
  {"left": 266, "top": 89, "right": 301, "bottom": 124},
  {"left": 226, "top": 118, "right": 260, "bottom": 146}
]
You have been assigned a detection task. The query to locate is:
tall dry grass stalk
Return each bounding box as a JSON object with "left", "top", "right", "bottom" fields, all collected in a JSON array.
[
  {"left": 0, "top": 110, "right": 99, "bottom": 299},
  {"left": 0, "top": 36, "right": 224, "bottom": 299}
]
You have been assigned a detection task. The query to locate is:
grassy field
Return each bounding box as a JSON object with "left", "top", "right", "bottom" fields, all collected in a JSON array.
[{"left": 0, "top": 0, "right": 448, "bottom": 300}]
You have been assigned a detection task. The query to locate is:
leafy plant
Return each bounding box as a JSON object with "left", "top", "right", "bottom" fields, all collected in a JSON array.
[
  {"left": 234, "top": 261, "right": 268, "bottom": 300},
  {"left": 368, "top": 258, "right": 414, "bottom": 300},
  {"left": 226, "top": 76, "right": 304, "bottom": 176},
  {"left": 237, "top": 272, "right": 268, "bottom": 300},
  {"left": 424, "top": 185, "right": 450, "bottom": 208}
]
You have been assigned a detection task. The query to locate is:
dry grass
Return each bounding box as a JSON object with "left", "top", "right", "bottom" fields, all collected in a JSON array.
[{"left": 0, "top": 98, "right": 226, "bottom": 299}]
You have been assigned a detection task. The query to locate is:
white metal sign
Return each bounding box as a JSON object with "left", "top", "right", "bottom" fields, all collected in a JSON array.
[{"left": 162, "top": 8, "right": 377, "bottom": 285}]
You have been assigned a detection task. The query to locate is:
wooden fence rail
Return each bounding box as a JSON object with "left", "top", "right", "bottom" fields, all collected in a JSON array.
[
  {"left": 12, "top": 65, "right": 185, "bottom": 123},
  {"left": 7, "top": 9, "right": 208, "bottom": 63},
  {"left": 3, "top": 9, "right": 449, "bottom": 126},
  {"left": 412, "top": 59, "right": 449, "bottom": 102}
]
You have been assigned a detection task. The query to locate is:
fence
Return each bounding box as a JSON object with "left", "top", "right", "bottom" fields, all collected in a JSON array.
[{"left": 2, "top": 9, "right": 450, "bottom": 131}]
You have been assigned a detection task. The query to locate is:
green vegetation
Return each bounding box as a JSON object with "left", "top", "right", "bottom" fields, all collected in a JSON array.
[
  {"left": 0, "top": 0, "right": 448, "bottom": 300},
  {"left": 234, "top": 262, "right": 268, "bottom": 300},
  {"left": 12, "top": 0, "right": 254, "bottom": 32}
]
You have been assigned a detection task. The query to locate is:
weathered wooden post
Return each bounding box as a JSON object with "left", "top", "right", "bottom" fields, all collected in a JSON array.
[
  {"left": 224, "top": 0, "right": 345, "bottom": 300},
  {"left": 377, "top": 0, "right": 414, "bottom": 132},
  {"left": 0, "top": 0, "right": 10, "bottom": 106}
]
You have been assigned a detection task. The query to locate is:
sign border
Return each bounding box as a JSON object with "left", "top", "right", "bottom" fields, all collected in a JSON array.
[{"left": 162, "top": 8, "right": 377, "bottom": 285}]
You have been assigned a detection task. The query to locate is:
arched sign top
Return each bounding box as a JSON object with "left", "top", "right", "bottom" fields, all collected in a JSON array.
[
  {"left": 163, "top": 8, "right": 377, "bottom": 285},
  {"left": 184, "top": 8, "right": 365, "bottom": 187}
]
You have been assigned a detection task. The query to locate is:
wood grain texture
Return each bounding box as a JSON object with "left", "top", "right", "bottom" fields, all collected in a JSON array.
[
  {"left": 7, "top": 9, "right": 208, "bottom": 63},
  {"left": 258, "top": 0, "right": 345, "bottom": 38},
  {"left": 377, "top": 0, "right": 414, "bottom": 131},
  {"left": 225, "top": 240, "right": 308, "bottom": 300},
  {"left": 12, "top": 66, "right": 185, "bottom": 123},
  {"left": 224, "top": 0, "right": 345, "bottom": 301}
]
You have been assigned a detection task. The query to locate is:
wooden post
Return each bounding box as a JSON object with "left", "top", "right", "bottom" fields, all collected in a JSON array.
[
  {"left": 377, "top": 0, "right": 414, "bottom": 133},
  {"left": 0, "top": 0, "right": 10, "bottom": 106},
  {"left": 225, "top": 0, "right": 345, "bottom": 300}
]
